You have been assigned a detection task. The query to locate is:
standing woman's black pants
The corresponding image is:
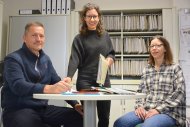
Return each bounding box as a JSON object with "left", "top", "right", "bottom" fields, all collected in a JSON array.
[{"left": 77, "top": 73, "right": 111, "bottom": 127}]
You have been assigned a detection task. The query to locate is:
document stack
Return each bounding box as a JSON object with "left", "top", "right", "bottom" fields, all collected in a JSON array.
[
  {"left": 19, "top": 9, "right": 41, "bottom": 15},
  {"left": 41, "top": 0, "right": 75, "bottom": 15}
]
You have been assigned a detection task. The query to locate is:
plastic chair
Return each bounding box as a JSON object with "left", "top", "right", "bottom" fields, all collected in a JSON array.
[{"left": 135, "top": 124, "right": 141, "bottom": 127}]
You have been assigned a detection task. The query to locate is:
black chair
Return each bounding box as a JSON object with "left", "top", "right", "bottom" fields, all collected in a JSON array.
[
  {"left": 0, "top": 60, "right": 3, "bottom": 88},
  {"left": 0, "top": 86, "right": 3, "bottom": 127}
]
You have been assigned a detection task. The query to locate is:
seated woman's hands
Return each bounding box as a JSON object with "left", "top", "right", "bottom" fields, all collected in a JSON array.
[{"left": 135, "top": 107, "right": 160, "bottom": 120}]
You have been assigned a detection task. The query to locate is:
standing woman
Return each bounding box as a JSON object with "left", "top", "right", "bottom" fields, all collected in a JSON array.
[
  {"left": 114, "top": 36, "right": 186, "bottom": 127},
  {"left": 66, "top": 3, "right": 115, "bottom": 127}
]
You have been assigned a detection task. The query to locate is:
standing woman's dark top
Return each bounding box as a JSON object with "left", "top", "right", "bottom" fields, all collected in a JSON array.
[
  {"left": 66, "top": 3, "right": 115, "bottom": 127},
  {"left": 67, "top": 30, "right": 115, "bottom": 89}
]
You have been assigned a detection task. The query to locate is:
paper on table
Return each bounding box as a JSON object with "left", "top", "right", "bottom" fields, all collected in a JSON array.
[
  {"left": 96, "top": 54, "right": 108, "bottom": 86},
  {"left": 91, "top": 86, "right": 136, "bottom": 95},
  {"left": 62, "top": 88, "right": 101, "bottom": 95}
]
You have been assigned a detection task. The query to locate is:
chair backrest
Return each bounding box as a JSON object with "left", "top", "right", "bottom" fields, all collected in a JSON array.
[
  {"left": 0, "top": 85, "right": 2, "bottom": 110},
  {"left": 0, "top": 61, "right": 3, "bottom": 88},
  {"left": 0, "top": 86, "right": 3, "bottom": 127},
  {"left": 187, "top": 118, "right": 190, "bottom": 127}
]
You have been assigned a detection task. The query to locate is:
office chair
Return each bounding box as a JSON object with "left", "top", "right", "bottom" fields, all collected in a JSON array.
[
  {"left": 135, "top": 124, "right": 180, "bottom": 127},
  {"left": 0, "top": 86, "right": 54, "bottom": 127},
  {"left": 0, "top": 86, "right": 3, "bottom": 127}
]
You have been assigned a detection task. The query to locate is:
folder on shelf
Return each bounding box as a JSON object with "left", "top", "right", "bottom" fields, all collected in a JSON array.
[
  {"left": 56, "top": 0, "right": 62, "bottom": 14},
  {"left": 51, "top": 0, "right": 56, "bottom": 14},
  {"left": 61, "top": 0, "right": 66, "bottom": 14},
  {"left": 46, "top": 0, "right": 51, "bottom": 14},
  {"left": 65, "top": 0, "right": 70, "bottom": 14},
  {"left": 96, "top": 54, "right": 108, "bottom": 86},
  {"left": 19, "top": 9, "right": 41, "bottom": 15},
  {"left": 41, "top": 0, "right": 47, "bottom": 15}
]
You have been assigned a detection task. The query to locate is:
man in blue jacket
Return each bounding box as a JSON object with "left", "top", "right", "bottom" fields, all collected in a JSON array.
[{"left": 1, "top": 21, "right": 83, "bottom": 127}]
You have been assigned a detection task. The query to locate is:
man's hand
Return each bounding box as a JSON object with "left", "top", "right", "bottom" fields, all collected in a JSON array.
[{"left": 43, "top": 80, "right": 72, "bottom": 94}]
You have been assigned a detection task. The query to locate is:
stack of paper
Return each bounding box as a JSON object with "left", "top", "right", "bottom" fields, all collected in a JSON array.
[
  {"left": 105, "top": 87, "right": 136, "bottom": 95},
  {"left": 90, "top": 86, "right": 136, "bottom": 95},
  {"left": 96, "top": 54, "right": 108, "bottom": 86}
]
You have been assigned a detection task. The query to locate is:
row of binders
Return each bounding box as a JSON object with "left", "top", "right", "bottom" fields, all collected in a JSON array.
[
  {"left": 110, "top": 36, "right": 152, "bottom": 53},
  {"left": 109, "top": 59, "right": 148, "bottom": 76},
  {"left": 123, "top": 14, "right": 163, "bottom": 31},
  {"left": 41, "top": 0, "right": 75, "bottom": 15},
  {"left": 123, "top": 37, "right": 150, "bottom": 54},
  {"left": 102, "top": 14, "right": 162, "bottom": 31}
]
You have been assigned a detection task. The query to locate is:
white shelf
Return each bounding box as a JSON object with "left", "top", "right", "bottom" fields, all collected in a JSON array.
[
  {"left": 103, "top": 9, "right": 163, "bottom": 81},
  {"left": 123, "top": 31, "right": 163, "bottom": 35},
  {"left": 123, "top": 54, "right": 149, "bottom": 57},
  {"left": 110, "top": 79, "right": 140, "bottom": 85}
]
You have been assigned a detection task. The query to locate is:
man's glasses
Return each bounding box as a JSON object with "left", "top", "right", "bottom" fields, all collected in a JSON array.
[
  {"left": 85, "top": 15, "right": 98, "bottom": 20},
  {"left": 149, "top": 44, "right": 163, "bottom": 49}
]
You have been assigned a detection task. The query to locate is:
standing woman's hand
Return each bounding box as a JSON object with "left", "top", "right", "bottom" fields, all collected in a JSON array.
[
  {"left": 106, "top": 57, "right": 114, "bottom": 67},
  {"left": 63, "top": 77, "right": 72, "bottom": 85}
]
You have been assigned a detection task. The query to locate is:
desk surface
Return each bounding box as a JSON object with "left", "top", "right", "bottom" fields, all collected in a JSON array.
[
  {"left": 33, "top": 92, "right": 146, "bottom": 127},
  {"left": 33, "top": 92, "right": 146, "bottom": 100}
]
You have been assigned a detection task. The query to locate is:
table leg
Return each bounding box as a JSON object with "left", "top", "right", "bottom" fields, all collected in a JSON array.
[{"left": 83, "top": 100, "right": 97, "bottom": 127}]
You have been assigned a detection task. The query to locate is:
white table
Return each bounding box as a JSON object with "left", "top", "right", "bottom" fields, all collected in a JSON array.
[{"left": 33, "top": 92, "right": 146, "bottom": 127}]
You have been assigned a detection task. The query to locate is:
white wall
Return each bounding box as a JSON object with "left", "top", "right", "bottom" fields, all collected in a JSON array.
[
  {"left": 172, "top": 0, "right": 190, "bottom": 62},
  {"left": 0, "top": 1, "right": 3, "bottom": 60},
  {"left": 173, "top": 0, "right": 190, "bottom": 8},
  {"left": 74, "top": 0, "right": 173, "bottom": 11},
  {"left": 1, "top": 0, "right": 41, "bottom": 60}
]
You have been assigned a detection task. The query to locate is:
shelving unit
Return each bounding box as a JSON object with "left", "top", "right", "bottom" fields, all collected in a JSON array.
[{"left": 102, "top": 9, "right": 163, "bottom": 84}]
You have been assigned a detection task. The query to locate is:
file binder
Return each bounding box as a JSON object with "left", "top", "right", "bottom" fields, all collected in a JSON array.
[
  {"left": 65, "top": 0, "right": 70, "bottom": 14},
  {"left": 46, "top": 0, "right": 51, "bottom": 14},
  {"left": 56, "top": 0, "right": 62, "bottom": 14},
  {"left": 65, "top": 0, "right": 75, "bottom": 15},
  {"left": 51, "top": 0, "right": 56, "bottom": 14},
  {"left": 96, "top": 54, "right": 108, "bottom": 86},
  {"left": 61, "top": 0, "right": 66, "bottom": 14},
  {"left": 19, "top": 9, "right": 41, "bottom": 15},
  {"left": 41, "top": 0, "right": 47, "bottom": 15}
]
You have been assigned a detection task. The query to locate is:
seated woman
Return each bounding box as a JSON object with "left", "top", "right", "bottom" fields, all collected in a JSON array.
[{"left": 114, "top": 36, "right": 186, "bottom": 127}]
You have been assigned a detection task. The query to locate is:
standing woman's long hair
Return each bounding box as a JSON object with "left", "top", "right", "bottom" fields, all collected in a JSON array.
[{"left": 79, "top": 3, "right": 104, "bottom": 36}]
